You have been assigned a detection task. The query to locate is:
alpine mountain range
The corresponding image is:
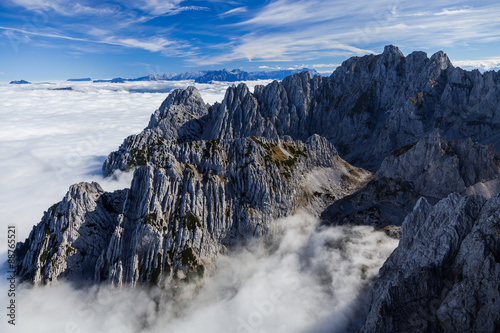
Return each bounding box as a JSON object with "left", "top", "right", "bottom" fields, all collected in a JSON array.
[{"left": 15, "top": 45, "right": 500, "bottom": 332}]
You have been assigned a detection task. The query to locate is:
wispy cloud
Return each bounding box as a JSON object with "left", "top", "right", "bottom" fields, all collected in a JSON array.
[
  {"left": 8, "top": 0, "right": 208, "bottom": 18},
  {"left": 0, "top": 26, "right": 192, "bottom": 54},
  {"left": 218, "top": 6, "right": 247, "bottom": 18},
  {"left": 7, "top": 0, "right": 120, "bottom": 16},
  {"left": 122, "top": 0, "right": 210, "bottom": 16},
  {"left": 165, "top": 5, "right": 210, "bottom": 16},
  {"left": 434, "top": 7, "right": 473, "bottom": 16},
  {"left": 0, "top": 26, "right": 98, "bottom": 43},
  {"left": 126, "top": 0, "right": 182, "bottom": 15},
  {"left": 111, "top": 37, "right": 174, "bottom": 52},
  {"left": 193, "top": 1, "right": 500, "bottom": 65},
  {"left": 192, "top": 29, "right": 374, "bottom": 65},
  {"left": 453, "top": 57, "right": 500, "bottom": 71}
]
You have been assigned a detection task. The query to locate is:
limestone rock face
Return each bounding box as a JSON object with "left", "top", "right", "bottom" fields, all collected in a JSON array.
[
  {"left": 18, "top": 135, "right": 370, "bottom": 286},
  {"left": 14, "top": 45, "right": 500, "bottom": 331},
  {"left": 104, "top": 45, "right": 500, "bottom": 175},
  {"left": 360, "top": 194, "right": 500, "bottom": 332},
  {"left": 321, "top": 131, "right": 500, "bottom": 229},
  {"left": 16, "top": 182, "right": 126, "bottom": 285},
  {"left": 146, "top": 86, "right": 209, "bottom": 141}
]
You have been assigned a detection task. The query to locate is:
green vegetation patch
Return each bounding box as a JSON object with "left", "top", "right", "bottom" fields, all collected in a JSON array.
[
  {"left": 283, "top": 142, "right": 308, "bottom": 158},
  {"left": 184, "top": 211, "right": 201, "bottom": 232},
  {"left": 40, "top": 250, "right": 49, "bottom": 263},
  {"left": 180, "top": 247, "right": 205, "bottom": 279},
  {"left": 203, "top": 139, "right": 220, "bottom": 158},
  {"left": 129, "top": 145, "right": 148, "bottom": 167},
  {"left": 150, "top": 253, "right": 163, "bottom": 284},
  {"left": 65, "top": 245, "right": 76, "bottom": 256},
  {"left": 249, "top": 136, "right": 306, "bottom": 171},
  {"left": 145, "top": 212, "right": 164, "bottom": 230},
  {"left": 180, "top": 247, "right": 197, "bottom": 267}
]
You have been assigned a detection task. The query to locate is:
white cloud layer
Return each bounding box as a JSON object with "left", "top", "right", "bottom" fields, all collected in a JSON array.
[
  {"left": 0, "top": 79, "right": 271, "bottom": 242},
  {"left": 0, "top": 80, "right": 397, "bottom": 333},
  {"left": 453, "top": 57, "right": 500, "bottom": 71},
  {"left": 1, "top": 213, "right": 398, "bottom": 333}
]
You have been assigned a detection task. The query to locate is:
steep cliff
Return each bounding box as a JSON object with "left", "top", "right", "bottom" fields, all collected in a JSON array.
[
  {"left": 104, "top": 45, "right": 500, "bottom": 174},
  {"left": 321, "top": 131, "right": 500, "bottom": 230},
  {"left": 360, "top": 193, "right": 500, "bottom": 332},
  {"left": 17, "top": 135, "right": 370, "bottom": 286}
]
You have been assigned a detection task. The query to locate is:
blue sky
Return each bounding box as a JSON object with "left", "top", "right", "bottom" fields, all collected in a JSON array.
[{"left": 1, "top": 0, "right": 500, "bottom": 80}]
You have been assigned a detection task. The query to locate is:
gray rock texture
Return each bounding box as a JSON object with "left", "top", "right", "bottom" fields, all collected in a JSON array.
[
  {"left": 360, "top": 193, "right": 500, "bottom": 332},
  {"left": 14, "top": 45, "right": 500, "bottom": 331},
  {"left": 321, "top": 130, "right": 500, "bottom": 229},
  {"left": 105, "top": 45, "right": 500, "bottom": 174},
  {"left": 17, "top": 135, "right": 370, "bottom": 286}
]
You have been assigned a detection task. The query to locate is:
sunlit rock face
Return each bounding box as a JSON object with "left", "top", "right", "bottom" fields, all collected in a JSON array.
[
  {"left": 15, "top": 45, "right": 500, "bottom": 332},
  {"left": 17, "top": 133, "right": 370, "bottom": 286}
]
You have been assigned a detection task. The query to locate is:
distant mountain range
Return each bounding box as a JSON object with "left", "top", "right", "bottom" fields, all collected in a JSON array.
[
  {"left": 9, "top": 68, "right": 320, "bottom": 85},
  {"left": 68, "top": 68, "right": 319, "bottom": 83},
  {"left": 9, "top": 80, "right": 31, "bottom": 84},
  {"left": 67, "top": 78, "right": 92, "bottom": 82}
]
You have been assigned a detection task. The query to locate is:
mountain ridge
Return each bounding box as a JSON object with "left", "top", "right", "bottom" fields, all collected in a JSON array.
[
  {"left": 15, "top": 45, "right": 500, "bottom": 332},
  {"left": 79, "top": 68, "right": 320, "bottom": 84}
]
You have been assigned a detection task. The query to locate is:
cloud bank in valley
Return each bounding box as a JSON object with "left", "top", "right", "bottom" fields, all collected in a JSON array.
[
  {"left": 3, "top": 213, "right": 398, "bottom": 333},
  {"left": 0, "top": 80, "right": 398, "bottom": 332},
  {"left": 0, "top": 79, "right": 271, "bottom": 242}
]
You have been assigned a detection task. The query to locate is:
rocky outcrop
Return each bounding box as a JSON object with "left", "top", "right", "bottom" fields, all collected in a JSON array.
[
  {"left": 360, "top": 193, "right": 500, "bottom": 332},
  {"left": 321, "top": 131, "right": 500, "bottom": 229},
  {"left": 14, "top": 45, "right": 500, "bottom": 332},
  {"left": 16, "top": 182, "right": 126, "bottom": 285},
  {"left": 104, "top": 45, "right": 500, "bottom": 175},
  {"left": 17, "top": 134, "right": 370, "bottom": 286},
  {"left": 103, "top": 87, "right": 211, "bottom": 175}
]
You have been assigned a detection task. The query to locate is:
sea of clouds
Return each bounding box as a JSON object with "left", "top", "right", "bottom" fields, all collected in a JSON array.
[
  {"left": 0, "top": 80, "right": 398, "bottom": 332},
  {"left": 0, "top": 79, "right": 272, "bottom": 242}
]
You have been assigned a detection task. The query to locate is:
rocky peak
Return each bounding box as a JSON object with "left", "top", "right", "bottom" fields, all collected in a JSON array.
[
  {"left": 152, "top": 86, "right": 208, "bottom": 123},
  {"left": 430, "top": 50, "right": 452, "bottom": 71},
  {"left": 141, "top": 86, "right": 210, "bottom": 144},
  {"left": 382, "top": 44, "right": 405, "bottom": 60},
  {"left": 19, "top": 132, "right": 371, "bottom": 285}
]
